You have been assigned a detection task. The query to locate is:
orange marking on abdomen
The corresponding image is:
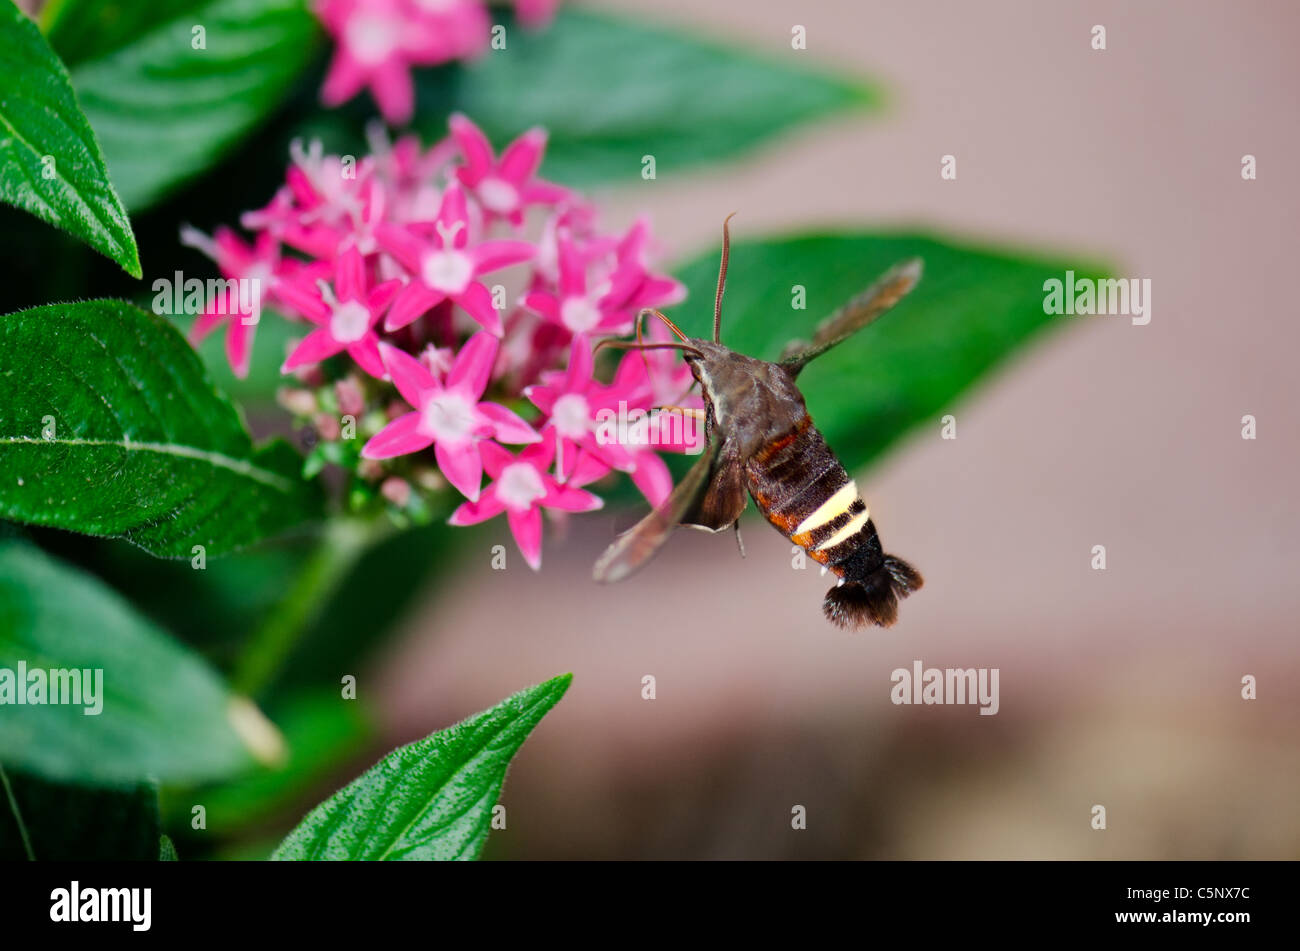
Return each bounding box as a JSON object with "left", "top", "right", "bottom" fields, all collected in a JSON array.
[
  {"left": 752, "top": 414, "right": 812, "bottom": 466},
  {"left": 756, "top": 498, "right": 798, "bottom": 535}
]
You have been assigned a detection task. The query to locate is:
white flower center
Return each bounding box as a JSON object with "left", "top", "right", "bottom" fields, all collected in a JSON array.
[
  {"left": 421, "top": 391, "right": 478, "bottom": 446},
  {"left": 330, "top": 300, "right": 371, "bottom": 343},
  {"left": 477, "top": 177, "right": 519, "bottom": 214},
  {"left": 421, "top": 250, "right": 474, "bottom": 294},
  {"left": 497, "top": 462, "right": 547, "bottom": 511},
  {"left": 560, "top": 297, "right": 602, "bottom": 333},
  {"left": 551, "top": 393, "right": 591, "bottom": 440},
  {"left": 346, "top": 14, "right": 401, "bottom": 66}
]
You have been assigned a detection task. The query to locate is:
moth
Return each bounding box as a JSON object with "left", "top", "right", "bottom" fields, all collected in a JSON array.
[{"left": 593, "top": 217, "right": 924, "bottom": 629}]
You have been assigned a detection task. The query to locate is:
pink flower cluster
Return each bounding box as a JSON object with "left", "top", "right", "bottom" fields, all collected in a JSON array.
[
  {"left": 183, "top": 115, "right": 695, "bottom": 570},
  {"left": 313, "top": 0, "right": 561, "bottom": 125}
]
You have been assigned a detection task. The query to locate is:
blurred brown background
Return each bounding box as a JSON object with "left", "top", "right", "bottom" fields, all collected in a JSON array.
[{"left": 371, "top": 0, "right": 1299, "bottom": 858}]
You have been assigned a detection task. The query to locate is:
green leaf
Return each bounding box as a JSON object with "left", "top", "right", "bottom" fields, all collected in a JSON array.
[
  {"left": 0, "top": 299, "right": 323, "bottom": 558},
  {"left": 66, "top": 0, "right": 321, "bottom": 210},
  {"left": 273, "top": 674, "right": 572, "bottom": 860},
  {"left": 42, "top": 0, "right": 204, "bottom": 68},
  {"left": 300, "top": 8, "right": 879, "bottom": 187},
  {"left": 672, "top": 232, "right": 1108, "bottom": 473},
  {"left": 0, "top": 767, "right": 160, "bottom": 861},
  {"left": 159, "top": 833, "right": 178, "bottom": 861},
  {"left": 0, "top": 542, "right": 284, "bottom": 785},
  {"left": 0, "top": 1, "right": 139, "bottom": 276}
]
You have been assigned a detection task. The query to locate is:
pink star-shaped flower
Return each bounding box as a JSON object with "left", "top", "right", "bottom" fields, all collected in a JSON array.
[
  {"left": 278, "top": 247, "right": 400, "bottom": 379},
  {"left": 371, "top": 131, "right": 456, "bottom": 224},
  {"left": 605, "top": 320, "right": 705, "bottom": 482},
  {"left": 361, "top": 332, "right": 540, "bottom": 501},
  {"left": 524, "top": 333, "right": 674, "bottom": 505},
  {"left": 406, "top": 1, "right": 490, "bottom": 66},
  {"left": 242, "top": 139, "right": 375, "bottom": 259},
  {"left": 376, "top": 183, "right": 534, "bottom": 335},
  {"left": 316, "top": 0, "right": 437, "bottom": 125},
  {"left": 180, "top": 226, "right": 310, "bottom": 379},
  {"left": 449, "top": 430, "right": 604, "bottom": 570},
  {"left": 603, "top": 217, "right": 686, "bottom": 316},
  {"left": 449, "top": 113, "right": 569, "bottom": 225},
  {"left": 611, "top": 317, "right": 701, "bottom": 416},
  {"left": 522, "top": 235, "right": 634, "bottom": 337},
  {"left": 531, "top": 201, "right": 609, "bottom": 287}
]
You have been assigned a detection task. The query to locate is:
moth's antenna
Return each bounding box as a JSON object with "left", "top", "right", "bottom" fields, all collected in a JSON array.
[
  {"left": 593, "top": 340, "right": 703, "bottom": 358},
  {"left": 634, "top": 308, "right": 653, "bottom": 379},
  {"left": 713, "top": 212, "right": 737, "bottom": 344},
  {"left": 596, "top": 308, "right": 699, "bottom": 381},
  {"left": 642, "top": 307, "right": 689, "bottom": 343}
]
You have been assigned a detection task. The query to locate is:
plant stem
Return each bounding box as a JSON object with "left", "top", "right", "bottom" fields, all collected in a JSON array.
[
  {"left": 0, "top": 765, "right": 34, "bottom": 861},
  {"left": 232, "top": 517, "right": 383, "bottom": 699}
]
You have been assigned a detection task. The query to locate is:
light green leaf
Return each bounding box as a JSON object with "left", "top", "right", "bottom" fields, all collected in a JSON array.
[
  {"left": 0, "top": 542, "right": 284, "bottom": 785},
  {"left": 0, "top": 299, "right": 324, "bottom": 557},
  {"left": 301, "top": 8, "right": 879, "bottom": 187},
  {"left": 159, "top": 833, "right": 178, "bottom": 861},
  {"left": 273, "top": 674, "right": 572, "bottom": 860},
  {"left": 0, "top": 1, "right": 139, "bottom": 276},
  {"left": 67, "top": 0, "right": 321, "bottom": 210},
  {"left": 672, "top": 232, "right": 1108, "bottom": 473}
]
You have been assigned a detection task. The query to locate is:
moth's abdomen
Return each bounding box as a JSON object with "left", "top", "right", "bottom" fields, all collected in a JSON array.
[
  {"left": 745, "top": 414, "right": 871, "bottom": 567},
  {"left": 745, "top": 413, "right": 922, "bottom": 628}
]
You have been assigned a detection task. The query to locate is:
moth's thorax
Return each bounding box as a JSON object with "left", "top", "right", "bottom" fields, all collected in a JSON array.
[{"left": 686, "top": 340, "right": 808, "bottom": 454}]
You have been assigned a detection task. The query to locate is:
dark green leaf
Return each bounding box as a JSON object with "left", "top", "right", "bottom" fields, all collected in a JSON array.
[
  {"left": 0, "top": 767, "right": 160, "bottom": 860},
  {"left": 300, "top": 8, "right": 879, "bottom": 187},
  {"left": 673, "top": 232, "right": 1107, "bottom": 473},
  {"left": 273, "top": 674, "right": 572, "bottom": 860},
  {"left": 0, "top": 1, "right": 139, "bottom": 276},
  {"left": 0, "top": 542, "right": 284, "bottom": 785},
  {"left": 43, "top": 0, "right": 204, "bottom": 68},
  {"left": 0, "top": 299, "right": 323, "bottom": 557},
  {"left": 67, "top": 0, "right": 321, "bottom": 210}
]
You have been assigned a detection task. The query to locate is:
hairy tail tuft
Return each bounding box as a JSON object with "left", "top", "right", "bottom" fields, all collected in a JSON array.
[{"left": 822, "top": 555, "right": 923, "bottom": 629}]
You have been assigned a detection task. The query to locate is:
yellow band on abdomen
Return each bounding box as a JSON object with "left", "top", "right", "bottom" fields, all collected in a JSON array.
[
  {"left": 815, "top": 508, "right": 870, "bottom": 552},
  {"left": 793, "top": 481, "right": 858, "bottom": 536}
]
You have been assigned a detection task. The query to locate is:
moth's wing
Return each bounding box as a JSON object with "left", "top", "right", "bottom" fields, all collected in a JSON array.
[
  {"left": 780, "top": 258, "right": 922, "bottom": 377},
  {"left": 593, "top": 438, "right": 722, "bottom": 583},
  {"left": 682, "top": 437, "right": 748, "bottom": 531}
]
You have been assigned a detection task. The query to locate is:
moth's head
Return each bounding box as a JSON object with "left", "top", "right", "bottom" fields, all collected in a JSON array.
[
  {"left": 680, "top": 338, "right": 732, "bottom": 379},
  {"left": 681, "top": 338, "right": 727, "bottom": 364},
  {"left": 681, "top": 339, "right": 776, "bottom": 397}
]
